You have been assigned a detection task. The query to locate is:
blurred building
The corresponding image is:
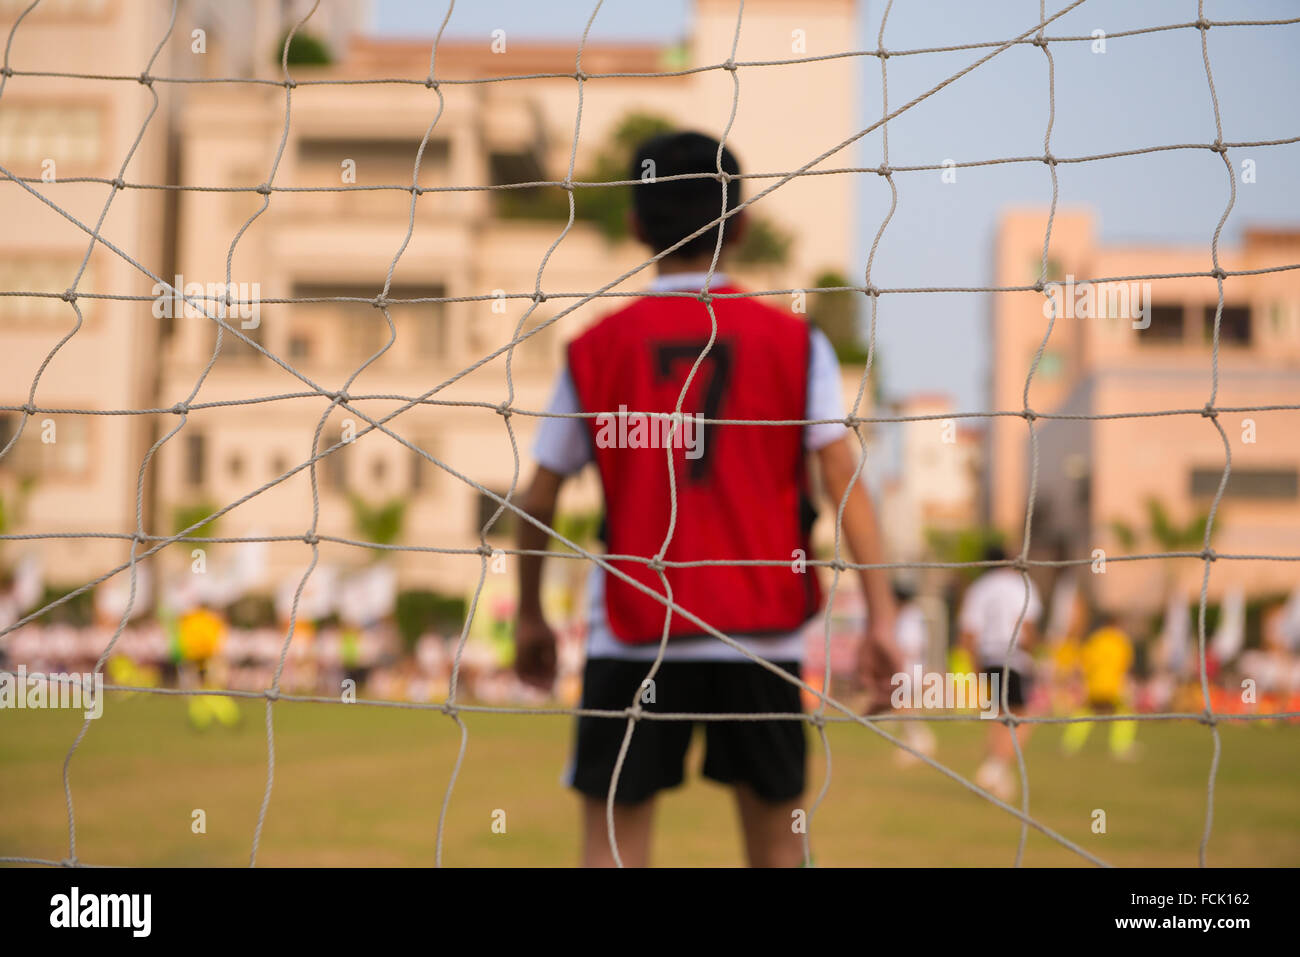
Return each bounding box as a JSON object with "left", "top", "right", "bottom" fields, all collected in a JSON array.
[
  {"left": 1, "top": 0, "right": 867, "bottom": 603},
  {"left": 880, "top": 393, "right": 982, "bottom": 566},
  {"left": 0, "top": 0, "right": 176, "bottom": 588},
  {"left": 988, "top": 209, "right": 1300, "bottom": 612}
]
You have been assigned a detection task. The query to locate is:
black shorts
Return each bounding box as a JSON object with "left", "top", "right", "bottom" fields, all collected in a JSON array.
[
  {"left": 569, "top": 657, "right": 806, "bottom": 805},
  {"left": 977, "top": 662, "right": 1031, "bottom": 710}
]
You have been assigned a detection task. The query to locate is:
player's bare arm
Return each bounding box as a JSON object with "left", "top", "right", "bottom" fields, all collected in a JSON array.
[
  {"left": 1019, "top": 620, "right": 1040, "bottom": 653},
  {"left": 514, "top": 465, "right": 565, "bottom": 690},
  {"left": 815, "top": 433, "right": 900, "bottom": 706}
]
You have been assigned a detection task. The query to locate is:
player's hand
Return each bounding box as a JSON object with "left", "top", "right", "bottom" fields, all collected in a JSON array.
[
  {"left": 857, "top": 617, "right": 902, "bottom": 715},
  {"left": 514, "top": 614, "right": 558, "bottom": 692}
]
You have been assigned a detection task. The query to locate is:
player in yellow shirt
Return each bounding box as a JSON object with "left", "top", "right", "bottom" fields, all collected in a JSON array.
[
  {"left": 1061, "top": 612, "right": 1138, "bottom": 758},
  {"left": 177, "top": 605, "right": 240, "bottom": 730},
  {"left": 1050, "top": 630, "right": 1084, "bottom": 716}
]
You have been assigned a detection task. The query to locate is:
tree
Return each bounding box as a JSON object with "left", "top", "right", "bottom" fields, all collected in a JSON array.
[
  {"left": 573, "top": 112, "right": 676, "bottom": 241},
  {"left": 926, "top": 526, "right": 1008, "bottom": 586},
  {"left": 496, "top": 110, "right": 792, "bottom": 266},
  {"left": 347, "top": 493, "right": 406, "bottom": 560},
  {"left": 172, "top": 501, "right": 219, "bottom": 540},
  {"left": 1110, "top": 497, "right": 1211, "bottom": 558},
  {"left": 549, "top": 509, "right": 602, "bottom": 605},
  {"left": 276, "top": 30, "right": 332, "bottom": 66},
  {"left": 0, "top": 474, "right": 35, "bottom": 569},
  {"left": 1110, "top": 496, "right": 1217, "bottom": 635},
  {"left": 734, "top": 217, "right": 792, "bottom": 265},
  {"left": 808, "top": 270, "right": 883, "bottom": 404}
]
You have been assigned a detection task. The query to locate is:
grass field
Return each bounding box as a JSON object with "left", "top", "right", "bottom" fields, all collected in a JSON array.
[{"left": 2, "top": 693, "right": 1298, "bottom": 867}]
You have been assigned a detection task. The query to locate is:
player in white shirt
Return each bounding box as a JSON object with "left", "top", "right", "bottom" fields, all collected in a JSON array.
[
  {"left": 892, "top": 581, "right": 937, "bottom": 766},
  {"left": 957, "top": 543, "right": 1042, "bottom": 801}
]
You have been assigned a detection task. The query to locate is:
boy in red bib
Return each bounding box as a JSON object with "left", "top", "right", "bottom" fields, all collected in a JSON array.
[{"left": 514, "top": 132, "right": 898, "bottom": 867}]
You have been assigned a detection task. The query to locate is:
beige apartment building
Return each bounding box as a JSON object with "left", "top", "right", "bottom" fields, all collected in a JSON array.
[
  {"left": 0, "top": 0, "right": 175, "bottom": 595},
  {"left": 989, "top": 209, "right": 1300, "bottom": 612},
  {"left": 2, "top": 0, "right": 867, "bottom": 605},
  {"left": 880, "top": 393, "right": 982, "bottom": 568}
]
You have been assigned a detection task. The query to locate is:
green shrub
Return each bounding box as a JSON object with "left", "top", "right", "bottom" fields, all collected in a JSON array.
[
  {"left": 172, "top": 502, "right": 219, "bottom": 539},
  {"left": 226, "top": 593, "right": 277, "bottom": 630},
  {"left": 36, "top": 584, "right": 95, "bottom": 627},
  {"left": 276, "top": 30, "right": 332, "bottom": 66},
  {"left": 394, "top": 589, "right": 467, "bottom": 654}
]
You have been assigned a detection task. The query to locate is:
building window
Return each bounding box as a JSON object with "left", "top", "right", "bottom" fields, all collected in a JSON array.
[
  {"left": 412, "top": 299, "right": 449, "bottom": 358},
  {"left": 323, "top": 430, "right": 348, "bottom": 491},
  {"left": 491, "top": 150, "right": 563, "bottom": 219},
  {"left": 292, "top": 137, "right": 450, "bottom": 218},
  {"left": 475, "top": 489, "right": 515, "bottom": 538},
  {"left": 291, "top": 283, "right": 448, "bottom": 363},
  {"left": 1202, "top": 303, "right": 1252, "bottom": 346},
  {"left": 49, "top": 418, "right": 89, "bottom": 475},
  {"left": 1138, "top": 303, "right": 1184, "bottom": 344},
  {"left": 0, "top": 410, "right": 59, "bottom": 475},
  {"left": 0, "top": 259, "right": 91, "bottom": 322},
  {"left": 0, "top": 102, "right": 102, "bottom": 173},
  {"left": 217, "top": 318, "right": 267, "bottom": 362},
  {"left": 288, "top": 334, "right": 312, "bottom": 360},
  {"left": 0, "top": 0, "right": 111, "bottom": 18},
  {"left": 1190, "top": 467, "right": 1298, "bottom": 501},
  {"left": 297, "top": 136, "right": 450, "bottom": 191},
  {"left": 184, "top": 432, "right": 206, "bottom": 486},
  {"left": 228, "top": 454, "right": 243, "bottom": 479},
  {"left": 410, "top": 437, "right": 434, "bottom": 491}
]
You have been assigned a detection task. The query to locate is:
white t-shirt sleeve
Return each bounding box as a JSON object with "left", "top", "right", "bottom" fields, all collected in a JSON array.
[
  {"left": 958, "top": 580, "right": 983, "bottom": 636},
  {"left": 1026, "top": 579, "right": 1044, "bottom": 625},
  {"left": 894, "top": 604, "right": 928, "bottom": 664},
  {"left": 531, "top": 368, "right": 592, "bottom": 476},
  {"left": 805, "top": 327, "right": 849, "bottom": 451}
]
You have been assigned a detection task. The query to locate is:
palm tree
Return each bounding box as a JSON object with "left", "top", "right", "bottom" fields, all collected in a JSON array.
[
  {"left": 1110, "top": 496, "right": 1216, "bottom": 657},
  {"left": 1110, "top": 496, "right": 1212, "bottom": 577}
]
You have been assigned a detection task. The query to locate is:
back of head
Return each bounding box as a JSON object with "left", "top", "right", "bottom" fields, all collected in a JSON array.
[
  {"left": 631, "top": 131, "right": 742, "bottom": 260},
  {"left": 892, "top": 579, "right": 917, "bottom": 605},
  {"left": 1091, "top": 608, "right": 1121, "bottom": 634},
  {"left": 982, "top": 542, "right": 1008, "bottom": 566}
]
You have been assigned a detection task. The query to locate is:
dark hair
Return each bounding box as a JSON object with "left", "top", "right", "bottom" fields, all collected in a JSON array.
[
  {"left": 630, "top": 131, "right": 742, "bottom": 259},
  {"left": 1091, "top": 607, "right": 1120, "bottom": 631},
  {"left": 892, "top": 579, "right": 917, "bottom": 604},
  {"left": 983, "top": 542, "right": 1008, "bottom": 565}
]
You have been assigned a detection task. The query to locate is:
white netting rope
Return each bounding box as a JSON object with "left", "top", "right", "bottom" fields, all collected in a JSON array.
[{"left": 0, "top": 0, "right": 1295, "bottom": 869}]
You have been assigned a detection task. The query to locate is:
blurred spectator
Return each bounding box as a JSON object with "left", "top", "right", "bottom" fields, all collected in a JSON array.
[
  {"left": 959, "top": 543, "right": 1041, "bottom": 801},
  {"left": 1061, "top": 610, "right": 1137, "bottom": 759}
]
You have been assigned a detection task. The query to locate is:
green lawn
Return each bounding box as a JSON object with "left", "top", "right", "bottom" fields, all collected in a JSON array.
[{"left": 2, "top": 693, "right": 1297, "bottom": 867}]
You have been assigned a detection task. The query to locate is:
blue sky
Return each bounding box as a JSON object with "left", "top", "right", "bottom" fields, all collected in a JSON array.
[{"left": 370, "top": 0, "right": 1300, "bottom": 412}]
